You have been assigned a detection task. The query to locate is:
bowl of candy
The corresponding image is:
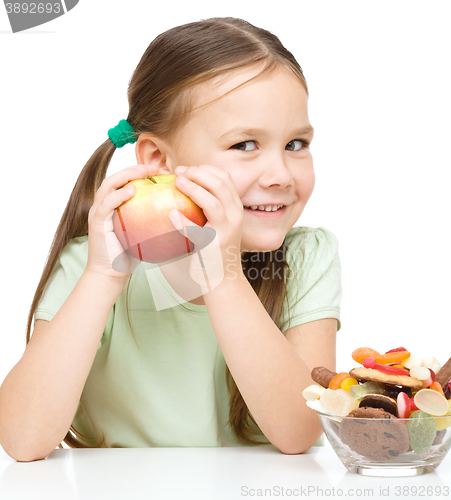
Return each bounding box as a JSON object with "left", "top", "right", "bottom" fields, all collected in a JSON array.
[{"left": 304, "top": 347, "right": 451, "bottom": 477}]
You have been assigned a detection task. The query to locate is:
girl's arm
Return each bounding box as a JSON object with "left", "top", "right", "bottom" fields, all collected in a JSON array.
[
  {"left": 0, "top": 271, "right": 126, "bottom": 462},
  {"left": 203, "top": 271, "right": 336, "bottom": 455}
]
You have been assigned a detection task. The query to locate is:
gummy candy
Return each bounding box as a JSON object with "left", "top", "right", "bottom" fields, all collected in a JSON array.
[
  {"left": 421, "top": 369, "right": 436, "bottom": 388},
  {"left": 340, "top": 377, "right": 358, "bottom": 391},
  {"left": 397, "top": 392, "right": 411, "bottom": 418},
  {"left": 319, "top": 388, "right": 359, "bottom": 417},
  {"left": 328, "top": 372, "right": 350, "bottom": 390},
  {"left": 363, "top": 357, "right": 376, "bottom": 368},
  {"left": 363, "top": 357, "right": 410, "bottom": 375},
  {"left": 375, "top": 351, "right": 410, "bottom": 365},
  {"left": 422, "top": 356, "right": 441, "bottom": 374},
  {"left": 410, "top": 366, "right": 431, "bottom": 381},
  {"left": 406, "top": 410, "right": 437, "bottom": 455},
  {"left": 436, "top": 401, "right": 451, "bottom": 431},
  {"left": 302, "top": 384, "right": 325, "bottom": 401},
  {"left": 429, "top": 381, "right": 445, "bottom": 396},
  {"left": 386, "top": 346, "right": 408, "bottom": 353},
  {"left": 414, "top": 389, "right": 449, "bottom": 416},
  {"left": 403, "top": 355, "right": 423, "bottom": 369},
  {"left": 352, "top": 347, "right": 380, "bottom": 364}
]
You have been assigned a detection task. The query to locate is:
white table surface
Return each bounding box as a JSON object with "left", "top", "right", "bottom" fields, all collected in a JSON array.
[{"left": 1, "top": 441, "right": 450, "bottom": 500}]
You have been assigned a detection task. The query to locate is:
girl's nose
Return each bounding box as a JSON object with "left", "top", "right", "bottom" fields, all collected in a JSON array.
[{"left": 258, "top": 154, "right": 294, "bottom": 189}]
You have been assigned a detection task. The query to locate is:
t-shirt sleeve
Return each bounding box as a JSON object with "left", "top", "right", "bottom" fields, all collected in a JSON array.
[
  {"left": 34, "top": 235, "right": 114, "bottom": 350},
  {"left": 278, "top": 226, "right": 342, "bottom": 333}
]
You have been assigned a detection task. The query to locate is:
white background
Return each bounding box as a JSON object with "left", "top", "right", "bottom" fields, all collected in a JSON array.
[{"left": 0, "top": 1, "right": 450, "bottom": 384}]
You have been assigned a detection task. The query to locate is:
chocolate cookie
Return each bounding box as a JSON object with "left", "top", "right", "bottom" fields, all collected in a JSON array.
[
  {"left": 339, "top": 407, "right": 410, "bottom": 460},
  {"left": 349, "top": 367, "right": 422, "bottom": 391},
  {"left": 359, "top": 394, "right": 398, "bottom": 416}
]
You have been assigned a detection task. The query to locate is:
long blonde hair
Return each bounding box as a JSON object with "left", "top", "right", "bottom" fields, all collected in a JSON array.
[{"left": 25, "top": 17, "right": 308, "bottom": 449}]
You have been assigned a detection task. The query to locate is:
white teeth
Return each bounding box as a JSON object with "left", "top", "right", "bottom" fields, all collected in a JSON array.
[{"left": 244, "top": 205, "right": 284, "bottom": 212}]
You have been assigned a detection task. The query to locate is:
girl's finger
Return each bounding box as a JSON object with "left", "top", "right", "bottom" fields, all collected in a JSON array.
[
  {"left": 176, "top": 167, "right": 240, "bottom": 218},
  {"left": 175, "top": 175, "right": 228, "bottom": 226},
  {"left": 92, "top": 183, "right": 137, "bottom": 226},
  {"left": 98, "top": 164, "right": 159, "bottom": 196},
  {"left": 178, "top": 164, "right": 242, "bottom": 209}
]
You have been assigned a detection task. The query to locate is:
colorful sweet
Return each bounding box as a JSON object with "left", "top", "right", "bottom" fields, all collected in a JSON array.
[
  {"left": 414, "top": 389, "right": 449, "bottom": 416},
  {"left": 430, "top": 382, "right": 445, "bottom": 396},
  {"left": 397, "top": 392, "right": 411, "bottom": 418},
  {"left": 304, "top": 346, "right": 451, "bottom": 460},
  {"left": 302, "top": 384, "right": 325, "bottom": 401},
  {"left": 329, "top": 372, "right": 350, "bottom": 390},
  {"left": 351, "top": 347, "right": 380, "bottom": 364},
  {"left": 341, "top": 377, "right": 358, "bottom": 391},
  {"left": 435, "top": 400, "right": 451, "bottom": 431},
  {"left": 422, "top": 356, "right": 442, "bottom": 374},
  {"left": 410, "top": 366, "right": 432, "bottom": 381},
  {"left": 406, "top": 411, "right": 437, "bottom": 455},
  {"left": 311, "top": 366, "right": 337, "bottom": 388},
  {"left": 319, "top": 388, "right": 360, "bottom": 417},
  {"left": 375, "top": 350, "right": 411, "bottom": 365}
]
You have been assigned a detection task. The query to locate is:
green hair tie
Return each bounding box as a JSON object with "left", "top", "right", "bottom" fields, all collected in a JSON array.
[{"left": 108, "top": 119, "right": 137, "bottom": 148}]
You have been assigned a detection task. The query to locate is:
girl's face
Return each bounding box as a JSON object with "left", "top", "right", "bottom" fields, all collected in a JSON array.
[{"left": 165, "top": 64, "right": 315, "bottom": 253}]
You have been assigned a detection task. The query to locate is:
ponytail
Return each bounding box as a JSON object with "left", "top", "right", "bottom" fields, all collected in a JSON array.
[{"left": 25, "top": 139, "right": 116, "bottom": 449}]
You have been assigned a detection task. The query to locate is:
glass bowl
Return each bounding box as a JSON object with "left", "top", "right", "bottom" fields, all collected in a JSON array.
[{"left": 317, "top": 411, "right": 451, "bottom": 477}]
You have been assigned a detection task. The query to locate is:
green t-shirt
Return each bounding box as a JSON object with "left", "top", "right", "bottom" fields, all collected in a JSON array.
[{"left": 35, "top": 225, "right": 342, "bottom": 448}]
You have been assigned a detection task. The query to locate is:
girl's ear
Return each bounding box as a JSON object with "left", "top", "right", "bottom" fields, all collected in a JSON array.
[{"left": 135, "top": 133, "right": 172, "bottom": 175}]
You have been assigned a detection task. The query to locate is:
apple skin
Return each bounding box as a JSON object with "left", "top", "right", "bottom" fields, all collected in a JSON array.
[{"left": 112, "top": 174, "right": 207, "bottom": 264}]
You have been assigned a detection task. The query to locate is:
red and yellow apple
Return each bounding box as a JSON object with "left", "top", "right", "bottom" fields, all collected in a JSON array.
[{"left": 112, "top": 174, "right": 207, "bottom": 263}]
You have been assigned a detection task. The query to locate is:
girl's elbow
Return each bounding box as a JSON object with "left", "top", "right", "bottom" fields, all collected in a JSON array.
[{"left": 277, "top": 426, "right": 324, "bottom": 455}]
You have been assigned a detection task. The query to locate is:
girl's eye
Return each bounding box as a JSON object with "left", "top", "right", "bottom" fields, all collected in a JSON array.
[
  {"left": 230, "top": 140, "right": 257, "bottom": 151},
  {"left": 286, "top": 139, "right": 308, "bottom": 151}
]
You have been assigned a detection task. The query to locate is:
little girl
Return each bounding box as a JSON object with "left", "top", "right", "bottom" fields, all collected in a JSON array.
[{"left": 0, "top": 17, "right": 341, "bottom": 461}]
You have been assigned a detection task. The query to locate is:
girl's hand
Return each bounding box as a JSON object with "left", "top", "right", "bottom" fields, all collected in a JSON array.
[
  {"left": 86, "top": 164, "right": 159, "bottom": 283},
  {"left": 169, "top": 165, "right": 244, "bottom": 293}
]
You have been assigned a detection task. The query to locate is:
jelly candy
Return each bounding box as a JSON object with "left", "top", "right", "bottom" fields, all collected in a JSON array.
[
  {"left": 302, "top": 384, "right": 325, "bottom": 401},
  {"left": 363, "top": 357, "right": 410, "bottom": 375},
  {"left": 397, "top": 392, "right": 411, "bottom": 418},
  {"left": 422, "top": 356, "right": 441, "bottom": 374},
  {"left": 436, "top": 401, "right": 451, "bottom": 431},
  {"left": 386, "top": 347, "right": 408, "bottom": 353},
  {"left": 410, "top": 366, "right": 431, "bottom": 381},
  {"left": 328, "top": 372, "right": 350, "bottom": 390},
  {"left": 352, "top": 347, "right": 380, "bottom": 364},
  {"left": 404, "top": 355, "right": 423, "bottom": 369},
  {"left": 421, "top": 369, "right": 436, "bottom": 388},
  {"left": 414, "top": 389, "right": 449, "bottom": 416},
  {"left": 340, "top": 377, "right": 358, "bottom": 391},
  {"left": 410, "top": 397, "right": 419, "bottom": 411},
  {"left": 429, "top": 381, "right": 445, "bottom": 396},
  {"left": 406, "top": 410, "right": 437, "bottom": 455},
  {"left": 363, "top": 357, "right": 376, "bottom": 368},
  {"left": 375, "top": 351, "right": 410, "bottom": 365},
  {"left": 319, "top": 388, "right": 360, "bottom": 417}
]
